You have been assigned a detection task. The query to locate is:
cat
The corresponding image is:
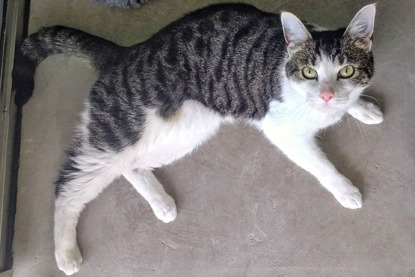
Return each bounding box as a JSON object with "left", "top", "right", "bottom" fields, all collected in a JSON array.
[
  {"left": 13, "top": 3, "right": 383, "bottom": 275},
  {"left": 89, "top": 0, "right": 150, "bottom": 8}
]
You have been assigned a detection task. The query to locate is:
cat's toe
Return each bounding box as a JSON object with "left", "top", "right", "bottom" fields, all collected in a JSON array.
[
  {"left": 363, "top": 102, "right": 383, "bottom": 124},
  {"left": 348, "top": 101, "right": 384, "bottom": 125},
  {"left": 358, "top": 102, "right": 383, "bottom": 125},
  {"left": 334, "top": 184, "right": 362, "bottom": 209},
  {"left": 55, "top": 245, "right": 82, "bottom": 275},
  {"left": 152, "top": 195, "right": 177, "bottom": 223}
]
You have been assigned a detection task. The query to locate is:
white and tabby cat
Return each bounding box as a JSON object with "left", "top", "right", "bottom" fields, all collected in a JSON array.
[{"left": 13, "top": 3, "right": 382, "bottom": 275}]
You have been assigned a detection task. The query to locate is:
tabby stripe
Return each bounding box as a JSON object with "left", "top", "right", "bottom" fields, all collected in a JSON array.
[
  {"left": 121, "top": 66, "right": 134, "bottom": 104},
  {"left": 232, "top": 21, "right": 256, "bottom": 48},
  {"left": 244, "top": 32, "right": 265, "bottom": 86}
]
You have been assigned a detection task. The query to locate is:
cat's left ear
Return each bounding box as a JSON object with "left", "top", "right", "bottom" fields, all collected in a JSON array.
[
  {"left": 344, "top": 4, "right": 376, "bottom": 51},
  {"left": 281, "top": 12, "right": 312, "bottom": 54}
]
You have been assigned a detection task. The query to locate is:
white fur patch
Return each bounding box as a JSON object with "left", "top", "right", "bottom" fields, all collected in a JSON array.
[
  {"left": 347, "top": 100, "right": 383, "bottom": 125},
  {"left": 124, "top": 100, "right": 229, "bottom": 170}
]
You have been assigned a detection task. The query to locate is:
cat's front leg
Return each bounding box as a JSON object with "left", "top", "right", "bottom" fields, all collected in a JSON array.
[
  {"left": 262, "top": 120, "right": 362, "bottom": 209},
  {"left": 318, "top": 171, "right": 362, "bottom": 209},
  {"left": 347, "top": 99, "right": 383, "bottom": 125}
]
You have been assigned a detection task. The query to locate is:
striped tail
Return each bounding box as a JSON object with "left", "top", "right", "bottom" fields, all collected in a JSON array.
[{"left": 13, "top": 26, "right": 126, "bottom": 106}]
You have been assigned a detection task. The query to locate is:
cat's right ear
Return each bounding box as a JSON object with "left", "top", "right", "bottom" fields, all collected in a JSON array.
[
  {"left": 281, "top": 12, "right": 311, "bottom": 54},
  {"left": 344, "top": 4, "right": 376, "bottom": 51}
]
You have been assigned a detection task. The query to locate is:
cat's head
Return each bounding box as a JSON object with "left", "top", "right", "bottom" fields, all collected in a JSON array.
[{"left": 281, "top": 4, "right": 376, "bottom": 113}]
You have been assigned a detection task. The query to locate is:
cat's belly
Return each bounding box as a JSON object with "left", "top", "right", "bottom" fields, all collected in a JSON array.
[{"left": 126, "top": 100, "right": 228, "bottom": 170}]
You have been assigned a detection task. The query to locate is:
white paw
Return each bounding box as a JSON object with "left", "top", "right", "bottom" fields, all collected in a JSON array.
[
  {"left": 151, "top": 195, "right": 177, "bottom": 223},
  {"left": 333, "top": 180, "right": 362, "bottom": 209},
  {"left": 55, "top": 245, "right": 82, "bottom": 275},
  {"left": 349, "top": 101, "right": 383, "bottom": 125}
]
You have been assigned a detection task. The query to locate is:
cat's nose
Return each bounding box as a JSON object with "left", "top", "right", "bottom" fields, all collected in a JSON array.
[{"left": 320, "top": 90, "right": 334, "bottom": 102}]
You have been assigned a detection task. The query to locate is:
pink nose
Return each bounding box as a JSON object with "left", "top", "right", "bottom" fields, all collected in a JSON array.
[{"left": 320, "top": 90, "right": 334, "bottom": 102}]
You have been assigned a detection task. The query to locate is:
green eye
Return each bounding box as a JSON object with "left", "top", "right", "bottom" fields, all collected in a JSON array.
[
  {"left": 302, "top": 67, "right": 317, "bottom": 79},
  {"left": 339, "top": 65, "right": 355, "bottom": 78}
]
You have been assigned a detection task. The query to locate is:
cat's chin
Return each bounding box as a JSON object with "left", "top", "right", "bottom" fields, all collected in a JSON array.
[{"left": 310, "top": 101, "right": 346, "bottom": 114}]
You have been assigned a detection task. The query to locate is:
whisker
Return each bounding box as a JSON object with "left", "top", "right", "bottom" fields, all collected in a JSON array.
[
  {"left": 359, "top": 119, "right": 370, "bottom": 142},
  {"left": 352, "top": 117, "right": 366, "bottom": 142},
  {"left": 361, "top": 93, "right": 383, "bottom": 106},
  {"left": 346, "top": 113, "right": 352, "bottom": 132}
]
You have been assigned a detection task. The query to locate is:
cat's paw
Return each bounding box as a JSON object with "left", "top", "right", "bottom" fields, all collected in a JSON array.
[
  {"left": 348, "top": 101, "right": 383, "bottom": 125},
  {"left": 332, "top": 180, "right": 362, "bottom": 209},
  {"left": 151, "top": 195, "right": 177, "bottom": 223},
  {"left": 55, "top": 245, "right": 82, "bottom": 275}
]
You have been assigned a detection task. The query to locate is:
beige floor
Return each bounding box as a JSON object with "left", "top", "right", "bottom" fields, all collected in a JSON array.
[{"left": 13, "top": 0, "right": 415, "bottom": 276}]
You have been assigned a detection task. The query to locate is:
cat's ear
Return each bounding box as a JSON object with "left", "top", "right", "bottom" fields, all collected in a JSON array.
[
  {"left": 344, "top": 4, "right": 376, "bottom": 50},
  {"left": 281, "top": 12, "right": 312, "bottom": 54}
]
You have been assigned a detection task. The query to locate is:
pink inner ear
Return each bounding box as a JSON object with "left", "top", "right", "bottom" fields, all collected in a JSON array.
[
  {"left": 283, "top": 28, "right": 291, "bottom": 45},
  {"left": 320, "top": 90, "right": 334, "bottom": 102}
]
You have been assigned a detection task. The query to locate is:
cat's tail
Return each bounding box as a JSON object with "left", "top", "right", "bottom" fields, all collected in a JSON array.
[{"left": 13, "top": 26, "right": 126, "bottom": 106}]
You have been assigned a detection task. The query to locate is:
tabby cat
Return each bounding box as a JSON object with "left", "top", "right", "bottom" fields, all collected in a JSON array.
[{"left": 13, "top": 3, "right": 382, "bottom": 275}]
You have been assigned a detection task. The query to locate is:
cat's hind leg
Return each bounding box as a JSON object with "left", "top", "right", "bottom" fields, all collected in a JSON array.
[
  {"left": 121, "top": 100, "right": 226, "bottom": 222},
  {"left": 122, "top": 169, "right": 177, "bottom": 223},
  {"left": 54, "top": 148, "right": 117, "bottom": 275}
]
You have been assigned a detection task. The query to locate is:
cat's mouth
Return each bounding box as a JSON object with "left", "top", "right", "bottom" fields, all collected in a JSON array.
[{"left": 308, "top": 98, "right": 348, "bottom": 113}]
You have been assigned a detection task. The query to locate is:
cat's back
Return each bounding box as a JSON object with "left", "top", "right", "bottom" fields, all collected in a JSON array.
[
  {"left": 145, "top": 3, "right": 282, "bottom": 43},
  {"left": 116, "top": 3, "right": 286, "bottom": 119}
]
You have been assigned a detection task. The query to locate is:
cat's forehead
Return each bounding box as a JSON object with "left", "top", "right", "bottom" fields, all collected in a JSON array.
[
  {"left": 292, "top": 29, "right": 366, "bottom": 67},
  {"left": 313, "top": 48, "right": 349, "bottom": 71},
  {"left": 314, "top": 55, "right": 343, "bottom": 78},
  {"left": 311, "top": 29, "right": 347, "bottom": 65}
]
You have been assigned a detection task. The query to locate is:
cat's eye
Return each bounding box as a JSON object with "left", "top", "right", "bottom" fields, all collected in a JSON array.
[
  {"left": 302, "top": 67, "right": 317, "bottom": 79},
  {"left": 339, "top": 65, "right": 355, "bottom": 78}
]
